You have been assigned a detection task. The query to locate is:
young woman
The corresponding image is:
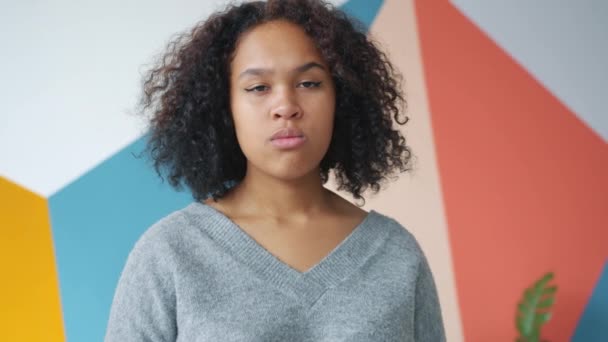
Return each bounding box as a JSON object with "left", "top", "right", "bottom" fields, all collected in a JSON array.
[{"left": 105, "top": 0, "right": 446, "bottom": 341}]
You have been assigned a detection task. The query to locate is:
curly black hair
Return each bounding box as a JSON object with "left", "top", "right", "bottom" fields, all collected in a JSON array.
[{"left": 139, "top": 0, "right": 412, "bottom": 204}]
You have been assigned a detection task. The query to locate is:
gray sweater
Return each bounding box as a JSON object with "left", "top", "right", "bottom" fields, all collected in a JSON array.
[{"left": 105, "top": 202, "right": 446, "bottom": 341}]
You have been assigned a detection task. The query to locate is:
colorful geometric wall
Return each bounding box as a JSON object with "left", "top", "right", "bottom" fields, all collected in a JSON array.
[
  {"left": 415, "top": 1, "right": 608, "bottom": 340},
  {"left": 1, "top": 0, "right": 606, "bottom": 341}
]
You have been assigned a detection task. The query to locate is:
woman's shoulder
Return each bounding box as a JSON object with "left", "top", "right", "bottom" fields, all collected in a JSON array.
[
  {"left": 130, "top": 202, "right": 219, "bottom": 256},
  {"left": 369, "top": 209, "right": 426, "bottom": 259},
  {"left": 329, "top": 190, "right": 423, "bottom": 257}
]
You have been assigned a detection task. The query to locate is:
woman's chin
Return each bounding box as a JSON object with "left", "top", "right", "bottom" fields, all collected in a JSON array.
[{"left": 245, "top": 154, "right": 326, "bottom": 183}]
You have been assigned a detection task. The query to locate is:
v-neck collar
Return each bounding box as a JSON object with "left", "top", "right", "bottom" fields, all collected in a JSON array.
[{"left": 185, "top": 202, "right": 389, "bottom": 307}]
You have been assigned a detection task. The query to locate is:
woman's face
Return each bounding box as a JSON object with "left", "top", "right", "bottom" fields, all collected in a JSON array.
[{"left": 229, "top": 19, "right": 336, "bottom": 182}]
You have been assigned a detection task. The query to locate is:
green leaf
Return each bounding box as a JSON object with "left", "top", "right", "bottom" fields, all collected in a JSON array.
[
  {"left": 543, "top": 286, "right": 557, "bottom": 295},
  {"left": 537, "top": 312, "right": 552, "bottom": 324},
  {"left": 515, "top": 272, "right": 557, "bottom": 340},
  {"left": 538, "top": 297, "right": 555, "bottom": 308}
]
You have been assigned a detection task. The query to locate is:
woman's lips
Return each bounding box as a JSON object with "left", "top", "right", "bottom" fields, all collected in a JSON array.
[
  {"left": 270, "top": 136, "right": 306, "bottom": 149},
  {"left": 270, "top": 127, "right": 306, "bottom": 149}
]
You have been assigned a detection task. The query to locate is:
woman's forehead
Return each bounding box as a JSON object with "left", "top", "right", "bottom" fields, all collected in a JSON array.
[{"left": 230, "top": 20, "right": 327, "bottom": 74}]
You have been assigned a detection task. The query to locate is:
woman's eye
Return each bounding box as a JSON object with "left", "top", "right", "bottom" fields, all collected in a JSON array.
[
  {"left": 299, "top": 81, "right": 322, "bottom": 88},
  {"left": 245, "top": 85, "right": 269, "bottom": 92}
]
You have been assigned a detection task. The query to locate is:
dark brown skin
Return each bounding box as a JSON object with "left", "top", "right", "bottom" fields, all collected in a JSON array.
[{"left": 204, "top": 20, "right": 367, "bottom": 273}]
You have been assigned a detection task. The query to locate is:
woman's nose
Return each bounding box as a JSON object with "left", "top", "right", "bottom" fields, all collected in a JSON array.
[{"left": 271, "top": 89, "right": 302, "bottom": 120}]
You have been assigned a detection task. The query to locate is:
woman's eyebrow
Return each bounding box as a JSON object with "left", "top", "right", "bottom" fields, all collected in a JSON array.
[
  {"left": 294, "top": 61, "right": 326, "bottom": 73},
  {"left": 237, "top": 61, "right": 326, "bottom": 80}
]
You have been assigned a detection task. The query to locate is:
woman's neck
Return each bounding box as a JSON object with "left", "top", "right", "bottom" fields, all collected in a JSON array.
[{"left": 220, "top": 166, "right": 334, "bottom": 221}]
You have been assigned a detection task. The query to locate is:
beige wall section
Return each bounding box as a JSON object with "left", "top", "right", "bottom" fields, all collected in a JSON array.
[{"left": 326, "top": 0, "right": 464, "bottom": 340}]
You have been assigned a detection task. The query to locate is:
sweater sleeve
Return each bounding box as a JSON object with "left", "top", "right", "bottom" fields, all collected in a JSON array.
[
  {"left": 414, "top": 250, "right": 446, "bottom": 341},
  {"left": 104, "top": 232, "right": 177, "bottom": 342}
]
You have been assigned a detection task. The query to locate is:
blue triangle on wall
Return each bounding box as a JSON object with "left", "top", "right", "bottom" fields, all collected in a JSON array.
[
  {"left": 49, "top": 134, "right": 192, "bottom": 342},
  {"left": 572, "top": 259, "right": 608, "bottom": 342},
  {"left": 339, "top": 0, "right": 385, "bottom": 31}
]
